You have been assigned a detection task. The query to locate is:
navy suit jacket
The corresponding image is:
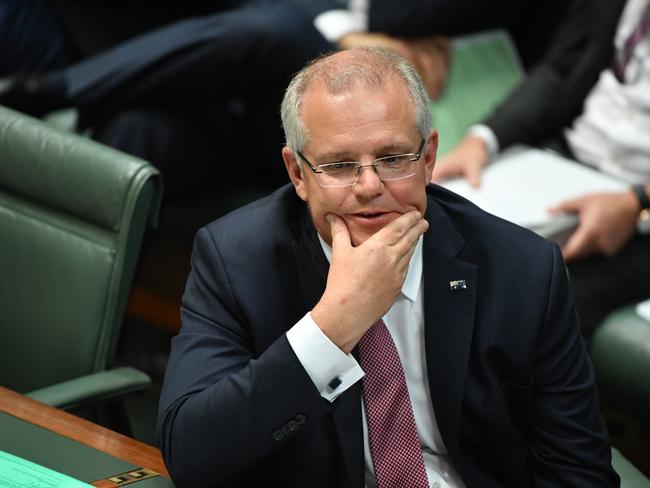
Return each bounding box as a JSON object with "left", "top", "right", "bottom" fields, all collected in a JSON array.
[{"left": 158, "top": 184, "right": 618, "bottom": 487}]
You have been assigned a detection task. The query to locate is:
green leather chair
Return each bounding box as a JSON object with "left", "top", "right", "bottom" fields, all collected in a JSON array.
[
  {"left": 612, "top": 447, "right": 650, "bottom": 488},
  {"left": 590, "top": 303, "right": 650, "bottom": 484},
  {"left": 591, "top": 303, "right": 650, "bottom": 418},
  {"left": 0, "top": 106, "right": 162, "bottom": 418}
]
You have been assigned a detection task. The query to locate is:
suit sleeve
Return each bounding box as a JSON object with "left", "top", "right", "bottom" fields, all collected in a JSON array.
[
  {"left": 156, "top": 227, "right": 331, "bottom": 487},
  {"left": 368, "top": 0, "right": 506, "bottom": 37},
  {"left": 484, "top": 0, "right": 625, "bottom": 150},
  {"left": 527, "top": 243, "right": 619, "bottom": 487}
]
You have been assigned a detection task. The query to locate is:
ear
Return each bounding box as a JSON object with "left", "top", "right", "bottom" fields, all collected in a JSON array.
[
  {"left": 282, "top": 146, "right": 308, "bottom": 201},
  {"left": 423, "top": 130, "right": 439, "bottom": 184}
]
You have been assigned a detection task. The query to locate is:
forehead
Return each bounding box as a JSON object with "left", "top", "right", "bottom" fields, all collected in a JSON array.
[{"left": 300, "top": 78, "right": 418, "bottom": 153}]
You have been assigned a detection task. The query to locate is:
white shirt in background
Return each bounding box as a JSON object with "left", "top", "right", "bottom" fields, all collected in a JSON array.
[{"left": 566, "top": 0, "right": 650, "bottom": 185}]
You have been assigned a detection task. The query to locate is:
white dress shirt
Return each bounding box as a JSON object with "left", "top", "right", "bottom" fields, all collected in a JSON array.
[
  {"left": 313, "top": 0, "right": 369, "bottom": 43},
  {"left": 287, "top": 236, "right": 465, "bottom": 488},
  {"left": 565, "top": 0, "right": 650, "bottom": 185}
]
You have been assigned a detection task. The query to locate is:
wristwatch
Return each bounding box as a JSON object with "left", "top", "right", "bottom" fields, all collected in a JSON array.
[{"left": 632, "top": 184, "right": 650, "bottom": 235}]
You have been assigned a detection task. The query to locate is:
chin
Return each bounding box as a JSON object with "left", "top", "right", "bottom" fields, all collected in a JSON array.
[{"left": 349, "top": 232, "right": 373, "bottom": 247}]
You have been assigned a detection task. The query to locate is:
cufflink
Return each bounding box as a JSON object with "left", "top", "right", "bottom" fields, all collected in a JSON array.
[
  {"left": 449, "top": 279, "right": 467, "bottom": 291},
  {"left": 328, "top": 377, "right": 342, "bottom": 391}
]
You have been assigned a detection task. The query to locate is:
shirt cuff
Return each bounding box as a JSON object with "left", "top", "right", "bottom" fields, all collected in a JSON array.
[
  {"left": 314, "top": 7, "right": 368, "bottom": 43},
  {"left": 287, "top": 312, "right": 364, "bottom": 402},
  {"left": 469, "top": 124, "right": 500, "bottom": 159}
]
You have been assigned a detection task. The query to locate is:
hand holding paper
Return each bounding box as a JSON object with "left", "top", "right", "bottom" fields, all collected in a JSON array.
[
  {"left": 433, "top": 134, "right": 489, "bottom": 187},
  {"left": 441, "top": 147, "right": 628, "bottom": 242},
  {"left": 550, "top": 191, "right": 639, "bottom": 261}
]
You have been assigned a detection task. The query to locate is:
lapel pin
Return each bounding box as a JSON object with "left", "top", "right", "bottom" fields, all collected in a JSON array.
[{"left": 449, "top": 279, "right": 467, "bottom": 291}]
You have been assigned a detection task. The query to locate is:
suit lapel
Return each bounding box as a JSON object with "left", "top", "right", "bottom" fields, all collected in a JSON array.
[
  {"left": 422, "top": 194, "right": 478, "bottom": 462},
  {"left": 292, "top": 205, "right": 364, "bottom": 488}
]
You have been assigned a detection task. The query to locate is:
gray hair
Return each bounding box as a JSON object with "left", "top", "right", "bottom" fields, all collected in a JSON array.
[{"left": 280, "top": 47, "right": 432, "bottom": 155}]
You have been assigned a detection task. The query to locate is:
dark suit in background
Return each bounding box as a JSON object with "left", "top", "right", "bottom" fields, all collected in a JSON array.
[
  {"left": 158, "top": 184, "right": 617, "bottom": 487},
  {"left": 0, "top": 0, "right": 335, "bottom": 193},
  {"left": 482, "top": 0, "right": 626, "bottom": 150},
  {"left": 368, "top": 0, "right": 626, "bottom": 149},
  {"left": 368, "top": 0, "right": 569, "bottom": 70}
]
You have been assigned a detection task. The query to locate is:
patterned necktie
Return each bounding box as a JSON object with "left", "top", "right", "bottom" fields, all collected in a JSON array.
[
  {"left": 358, "top": 319, "right": 429, "bottom": 488},
  {"left": 613, "top": 1, "right": 650, "bottom": 82}
]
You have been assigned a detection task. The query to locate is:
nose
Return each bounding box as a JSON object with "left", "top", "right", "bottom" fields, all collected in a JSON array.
[{"left": 353, "top": 164, "right": 383, "bottom": 197}]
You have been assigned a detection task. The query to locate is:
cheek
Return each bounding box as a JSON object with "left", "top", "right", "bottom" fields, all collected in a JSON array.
[
  {"left": 305, "top": 192, "right": 345, "bottom": 244},
  {"left": 310, "top": 187, "right": 347, "bottom": 215},
  {"left": 391, "top": 181, "right": 428, "bottom": 213}
]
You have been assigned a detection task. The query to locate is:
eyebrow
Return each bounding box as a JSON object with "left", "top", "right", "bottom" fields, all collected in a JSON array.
[{"left": 317, "top": 143, "right": 414, "bottom": 163}]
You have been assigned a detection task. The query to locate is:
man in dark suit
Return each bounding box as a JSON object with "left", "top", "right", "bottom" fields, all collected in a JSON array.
[{"left": 157, "top": 47, "right": 618, "bottom": 487}]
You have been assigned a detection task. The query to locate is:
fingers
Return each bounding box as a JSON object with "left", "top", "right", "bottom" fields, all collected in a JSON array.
[
  {"left": 466, "top": 161, "right": 482, "bottom": 188},
  {"left": 327, "top": 214, "right": 351, "bottom": 253},
  {"left": 561, "top": 224, "right": 594, "bottom": 262},
  {"left": 431, "top": 156, "right": 462, "bottom": 181},
  {"left": 396, "top": 219, "right": 427, "bottom": 264},
  {"left": 370, "top": 211, "right": 428, "bottom": 263},
  {"left": 549, "top": 197, "right": 583, "bottom": 214}
]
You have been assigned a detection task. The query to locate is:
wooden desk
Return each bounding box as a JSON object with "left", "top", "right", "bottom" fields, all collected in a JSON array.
[{"left": 0, "top": 386, "right": 171, "bottom": 487}]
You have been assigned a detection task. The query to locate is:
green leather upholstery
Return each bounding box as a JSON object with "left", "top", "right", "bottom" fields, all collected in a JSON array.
[
  {"left": 591, "top": 304, "right": 650, "bottom": 418},
  {"left": 613, "top": 448, "right": 650, "bottom": 487},
  {"left": 0, "top": 106, "right": 162, "bottom": 410},
  {"left": 591, "top": 304, "right": 650, "bottom": 483}
]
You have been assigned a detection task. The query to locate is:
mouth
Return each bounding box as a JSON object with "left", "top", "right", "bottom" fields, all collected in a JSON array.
[
  {"left": 358, "top": 212, "right": 386, "bottom": 219},
  {"left": 348, "top": 211, "right": 394, "bottom": 224}
]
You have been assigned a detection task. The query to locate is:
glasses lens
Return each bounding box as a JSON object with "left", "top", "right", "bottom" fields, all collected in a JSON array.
[
  {"left": 317, "top": 162, "right": 359, "bottom": 187},
  {"left": 376, "top": 156, "right": 417, "bottom": 180},
  {"left": 314, "top": 147, "right": 422, "bottom": 187}
]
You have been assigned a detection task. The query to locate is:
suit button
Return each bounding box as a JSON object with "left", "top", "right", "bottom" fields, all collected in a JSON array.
[
  {"left": 272, "top": 429, "right": 284, "bottom": 441},
  {"left": 295, "top": 414, "right": 306, "bottom": 424},
  {"left": 288, "top": 420, "right": 298, "bottom": 431}
]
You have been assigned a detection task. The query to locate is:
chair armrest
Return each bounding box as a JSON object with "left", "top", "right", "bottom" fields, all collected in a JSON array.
[
  {"left": 26, "top": 366, "right": 151, "bottom": 410},
  {"left": 590, "top": 305, "right": 650, "bottom": 417}
]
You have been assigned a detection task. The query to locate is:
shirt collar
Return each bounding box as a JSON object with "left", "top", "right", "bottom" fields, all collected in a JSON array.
[{"left": 316, "top": 233, "right": 423, "bottom": 303}]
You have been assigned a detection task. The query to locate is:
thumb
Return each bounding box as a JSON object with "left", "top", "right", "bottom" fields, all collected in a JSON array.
[
  {"left": 327, "top": 214, "right": 351, "bottom": 251},
  {"left": 550, "top": 197, "right": 582, "bottom": 215}
]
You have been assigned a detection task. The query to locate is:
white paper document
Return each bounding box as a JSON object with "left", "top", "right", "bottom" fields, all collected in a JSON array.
[
  {"left": 0, "top": 451, "right": 92, "bottom": 488},
  {"left": 442, "top": 146, "right": 628, "bottom": 236}
]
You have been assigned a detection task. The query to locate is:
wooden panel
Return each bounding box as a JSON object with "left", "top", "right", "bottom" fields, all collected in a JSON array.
[{"left": 0, "top": 387, "right": 169, "bottom": 484}]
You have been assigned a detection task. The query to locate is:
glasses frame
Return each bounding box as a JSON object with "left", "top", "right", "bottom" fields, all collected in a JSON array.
[{"left": 297, "top": 139, "right": 426, "bottom": 188}]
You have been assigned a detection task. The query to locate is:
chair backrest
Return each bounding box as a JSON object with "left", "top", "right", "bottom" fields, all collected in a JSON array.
[
  {"left": 591, "top": 303, "right": 650, "bottom": 419},
  {"left": 430, "top": 29, "right": 523, "bottom": 156},
  {"left": 0, "top": 106, "right": 162, "bottom": 393}
]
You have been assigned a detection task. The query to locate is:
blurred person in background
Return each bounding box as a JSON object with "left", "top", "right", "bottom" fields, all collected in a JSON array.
[{"left": 431, "top": 0, "right": 649, "bottom": 336}]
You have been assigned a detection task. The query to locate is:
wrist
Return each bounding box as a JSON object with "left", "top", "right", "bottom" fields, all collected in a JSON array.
[
  {"left": 467, "top": 124, "right": 499, "bottom": 159},
  {"left": 311, "top": 302, "right": 363, "bottom": 354},
  {"left": 631, "top": 184, "right": 650, "bottom": 234}
]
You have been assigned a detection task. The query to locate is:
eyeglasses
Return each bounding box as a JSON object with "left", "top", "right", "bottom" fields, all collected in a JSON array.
[{"left": 297, "top": 139, "right": 425, "bottom": 188}]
